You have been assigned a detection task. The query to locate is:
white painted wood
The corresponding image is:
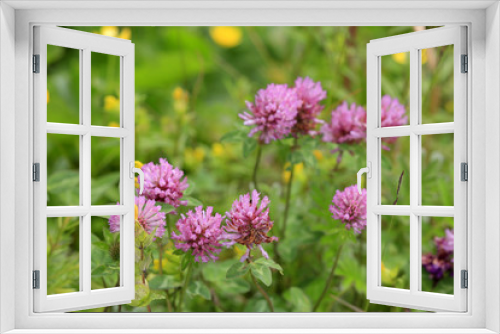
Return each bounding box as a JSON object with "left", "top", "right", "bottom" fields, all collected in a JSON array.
[
  {"left": 46, "top": 123, "right": 130, "bottom": 137},
  {"left": 8, "top": 5, "right": 489, "bottom": 333},
  {"left": 485, "top": 3, "right": 500, "bottom": 333},
  {"left": 33, "top": 26, "right": 135, "bottom": 313},
  {"left": 0, "top": 2, "right": 17, "bottom": 333},
  {"left": 366, "top": 26, "right": 467, "bottom": 312},
  {"left": 3, "top": 0, "right": 497, "bottom": 10}
]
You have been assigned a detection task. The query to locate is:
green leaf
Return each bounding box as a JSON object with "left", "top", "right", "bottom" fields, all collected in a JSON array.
[
  {"left": 181, "top": 250, "right": 193, "bottom": 270},
  {"left": 243, "top": 299, "right": 269, "bottom": 312},
  {"left": 129, "top": 283, "right": 150, "bottom": 307},
  {"left": 226, "top": 262, "right": 249, "bottom": 279},
  {"left": 250, "top": 262, "right": 272, "bottom": 287},
  {"left": 91, "top": 265, "right": 107, "bottom": 276},
  {"left": 219, "top": 278, "right": 251, "bottom": 295},
  {"left": 173, "top": 249, "right": 185, "bottom": 256},
  {"left": 184, "top": 196, "right": 203, "bottom": 207},
  {"left": 284, "top": 287, "right": 312, "bottom": 312},
  {"left": 159, "top": 202, "right": 176, "bottom": 214},
  {"left": 148, "top": 275, "right": 182, "bottom": 290},
  {"left": 187, "top": 281, "right": 211, "bottom": 300},
  {"left": 220, "top": 130, "right": 245, "bottom": 143},
  {"left": 149, "top": 290, "right": 167, "bottom": 301},
  {"left": 254, "top": 257, "right": 284, "bottom": 275},
  {"left": 47, "top": 170, "right": 79, "bottom": 193},
  {"left": 243, "top": 137, "right": 257, "bottom": 158},
  {"left": 183, "top": 181, "right": 195, "bottom": 196}
]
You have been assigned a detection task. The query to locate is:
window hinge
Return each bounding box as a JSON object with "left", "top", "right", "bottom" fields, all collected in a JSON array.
[
  {"left": 461, "top": 270, "right": 468, "bottom": 289},
  {"left": 33, "top": 270, "right": 40, "bottom": 289},
  {"left": 33, "top": 163, "right": 40, "bottom": 182},
  {"left": 33, "top": 54, "right": 40, "bottom": 73},
  {"left": 461, "top": 162, "right": 468, "bottom": 181},
  {"left": 461, "top": 54, "right": 468, "bottom": 73}
]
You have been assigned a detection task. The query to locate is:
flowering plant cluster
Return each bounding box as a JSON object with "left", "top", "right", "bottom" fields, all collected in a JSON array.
[
  {"left": 46, "top": 26, "right": 456, "bottom": 314},
  {"left": 422, "top": 229, "right": 454, "bottom": 284}
]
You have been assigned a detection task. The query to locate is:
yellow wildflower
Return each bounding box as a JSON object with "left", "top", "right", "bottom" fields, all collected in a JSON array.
[
  {"left": 134, "top": 204, "right": 139, "bottom": 221},
  {"left": 108, "top": 121, "right": 120, "bottom": 127},
  {"left": 445, "top": 100, "right": 454, "bottom": 114},
  {"left": 134, "top": 161, "right": 144, "bottom": 189},
  {"left": 234, "top": 244, "right": 247, "bottom": 258},
  {"left": 173, "top": 86, "right": 188, "bottom": 101},
  {"left": 172, "top": 87, "right": 188, "bottom": 114},
  {"left": 47, "top": 90, "right": 50, "bottom": 104},
  {"left": 185, "top": 147, "right": 205, "bottom": 168},
  {"left": 421, "top": 49, "right": 428, "bottom": 64},
  {"left": 282, "top": 162, "right": 306, "bottom": 184},
  {"left": 104, "top": 95, "right": 120, "bottom": 112},
  {"left": 381, "top": 261, "right": 399, "bottom": 286},
  {"left": 101, "top": 26, "right": 119, "bottom": 37},
  {"left": 391, "top": 52, "right": 407, "bottom": 64},
  {"left": 212, "top": 143, "right": 225, "bottom": 158},
  {"left": 153, "top": 259, "right": 161, "bottom": 271},
  {"left": 118, "top": 27, "right": 132, "bottom": 40},
  {"left": 209, "top": 26, "right": 243, "bottom": 48},
  {"left": 313, "top": 150, "right": 323, "bottom": 161}
]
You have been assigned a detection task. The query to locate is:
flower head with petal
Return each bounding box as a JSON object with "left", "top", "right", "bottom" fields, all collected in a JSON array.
[
  {"left": 381, "top": 95, "right": 408, "bottom": 145},
  {"left": 240, "top": 84, "right": 300, "bottom": 144},
  {"left": 223, "top": 190, "right": 278, "bottom": 262},
  {"left": 142, "top": 158, "right": 189, "bottom": 208},
  {"left": 329, "top": 185, "right": 367, "bottom": 234},
  {"left": 171, "top": 206, "right": 224, "bottom": 263},
  {"left": 292, "top": 77, "right": 327, "bottom": 136},
  {"left": 320, "top": 101, "right": 366, "bottom": 146},
  {"left": 109, "top": 196, "right": 167, "bottom": 238},
  {"left": 422, "top": 229, "right": 454, "bottom": 283},
  {"left": 435, "top": 228, "right": 454, "bottom": 254}
]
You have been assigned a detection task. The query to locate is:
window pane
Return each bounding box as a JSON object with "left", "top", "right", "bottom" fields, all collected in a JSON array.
[
  {"left": 381, "top": 215, "right": 410, "bottom": 290},
  {"left": 91, "top": 52, "right": 121, "bottom": 127},
  {"left": 91, "top": 215, "right": 121, "bottom": 290},
  {"left": 421, "top": 133, "right": 454, "bottom": 206},
  {"left": 47, "top": 133, "right": 80, "bottom": 206},
  {"left": 421, "top": 216, "right": 454, "bottom": 294},
  {"left": 381, "top": 136, "right": 410, "bottom": 205},
  {"left": 380, "top": 53, "right": 410, "bottom": 128},
  {"left": 91, "top": 136, "right": 121, "bottom": 205},
  {"left": 421, "top": 45, "right": 454, "bottom": 124},
  {"left": 47, "top": 216, "right": 80, "bottom": 295},
  {"left": 47, "top": 45, "right": 80, "bottom": 124}
]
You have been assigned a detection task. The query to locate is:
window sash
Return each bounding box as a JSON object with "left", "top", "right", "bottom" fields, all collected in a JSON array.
[
  {"left": 32, "top": 26, "right": 136, "bottom": 313},
  {"left": 366, "top": 26, "right": 468, "bottom": 312}
]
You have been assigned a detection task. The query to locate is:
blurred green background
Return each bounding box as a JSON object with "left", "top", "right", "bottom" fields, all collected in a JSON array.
[{"left": 45, "top": 26, "right": 455, "bottom": 312}]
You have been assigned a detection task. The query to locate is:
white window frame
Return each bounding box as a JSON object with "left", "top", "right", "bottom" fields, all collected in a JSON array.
[
  {"left": 366, "top": 26, "right": 467, "bottom": 312},
  {"left": 33, "top": 26, "right": 136, "bottom": 312},
  {"left": 0, "top": 1, "right": 499, "bottom": 333}
]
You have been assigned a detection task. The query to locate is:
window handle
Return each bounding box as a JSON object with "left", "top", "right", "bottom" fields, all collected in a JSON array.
[
  {"left": 130, "top": 162, "right": 145, "bottom": 195},
  {"left": 357, "top": 162, "right": 371, "bottom": 195}
]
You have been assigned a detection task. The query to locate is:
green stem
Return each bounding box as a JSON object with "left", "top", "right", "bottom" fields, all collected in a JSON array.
[
  {"left": 178, "top": 261, "right": 193, "bottom": 312},
  {"left": 252, "top": 144, "right": 263, "bottom": 192},
  {"left": 250, "top": 270, "right": 275, "bottom": 312},
  {"left": 157, "top": 239, "right": 163, "bottom": 275},
  {"left": 140, "top": 243, "right": 152, "bottom": 313},
  {"left": 166, "top": 215, "right": 172, "bottom": 240},
  {"left": 281, "top": 138, "right": 298, "bottom": 240},
  {"left": 165, "top": 290, "right": 173, "bottom": 312},
  {"left": 313, "top": 243, "right": 344, "bottom": 312}
]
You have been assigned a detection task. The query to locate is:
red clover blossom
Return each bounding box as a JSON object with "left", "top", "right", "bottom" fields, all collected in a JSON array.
[{"left": 222, "top": 190, "right": 278, "bottom": 262}]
